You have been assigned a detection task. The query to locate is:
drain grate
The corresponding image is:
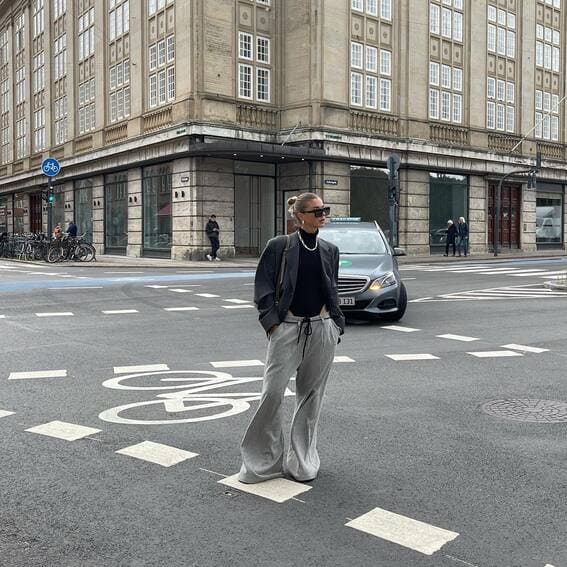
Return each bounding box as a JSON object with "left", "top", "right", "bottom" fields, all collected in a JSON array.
[{"left": 481, "top": 399, "right": 567, "bottom": 423}]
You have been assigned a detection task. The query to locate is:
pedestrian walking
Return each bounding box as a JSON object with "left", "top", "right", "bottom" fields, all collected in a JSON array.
[
  {"left": 205, "top": 214, "right": 220, "bottom": 261},
  {"left": 457, "top": 216, "right": 469, "bottom": 257},
  {"left": 238, "top": 192, "right": 344, "bottom": 484},
  {"left": 444, "top": 219, "right": 457, "bottom": 256}
]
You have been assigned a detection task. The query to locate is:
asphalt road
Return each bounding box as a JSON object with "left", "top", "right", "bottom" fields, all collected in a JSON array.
[{"left": 0, "top": 257, "right": 566, "bottom": 567}]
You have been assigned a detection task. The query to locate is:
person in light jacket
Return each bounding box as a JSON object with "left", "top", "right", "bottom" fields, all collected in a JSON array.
[
  {"left": 457, "top": 216, "right": 469, "bottom": 257},
  {"left": 238, "top": 192, "right": 345, "bottom": 484}
]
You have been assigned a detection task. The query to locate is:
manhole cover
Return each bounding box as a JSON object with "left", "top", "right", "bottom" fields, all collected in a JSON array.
[{"left": 481, "top": 399, "right": 567, "bottom": 423}]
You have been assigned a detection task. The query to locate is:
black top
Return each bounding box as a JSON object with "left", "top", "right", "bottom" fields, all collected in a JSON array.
[
  {"left": 206, "top": 220, "right": 220, "bottom": 238},
  {"left": 447, "top": 224, "right": 458, "bottom": 243},
  {"left": 289, "top": 229, "right": 328, "bottom": 317}
]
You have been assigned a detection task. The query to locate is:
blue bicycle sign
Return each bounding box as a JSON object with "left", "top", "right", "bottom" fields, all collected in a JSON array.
[{"left": 41, "top": 157, "right": 61, "bottom": 177}]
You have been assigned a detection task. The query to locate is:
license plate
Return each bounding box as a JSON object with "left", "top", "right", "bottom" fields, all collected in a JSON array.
[{"left": 339, "top": 297, "right": 355, "bottom": 306}]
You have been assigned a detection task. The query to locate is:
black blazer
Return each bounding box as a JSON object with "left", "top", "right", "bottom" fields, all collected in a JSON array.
[{"left": 254, "top": 232, "right": 345, "bottom": 334}]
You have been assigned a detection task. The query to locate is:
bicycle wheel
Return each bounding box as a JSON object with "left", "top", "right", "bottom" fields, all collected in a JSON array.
[
  {"left": 47, "top": 245, "right": 62, "bottom": 263},
  {"left": 77, "top": 243, "right": 96, "bottom": 262}
]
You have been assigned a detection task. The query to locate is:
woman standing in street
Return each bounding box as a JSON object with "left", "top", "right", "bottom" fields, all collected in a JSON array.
[
  {"left": 239, "top": 193, "right": 344, "bottom": 484},
  {"left": 444, "top": 219, "right": 458, "bottom": 256},
  {"left": 457, "top": 216, "right": 469, "bottom": 257}
]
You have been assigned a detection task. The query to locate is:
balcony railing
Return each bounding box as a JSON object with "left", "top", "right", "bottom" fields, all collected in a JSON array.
[
  {"left": 429, "top": 123, "right": 469, "bottom": 146},
  {"left": 350, "top": 111, "right": 399, "bottom": 136}
]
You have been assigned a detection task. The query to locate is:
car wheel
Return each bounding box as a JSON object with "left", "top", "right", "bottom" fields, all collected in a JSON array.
[{"left": 380, "top": 283, "right": 407, "bottom": 322}]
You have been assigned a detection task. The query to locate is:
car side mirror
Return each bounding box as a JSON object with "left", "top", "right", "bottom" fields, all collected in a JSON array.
[{"left": 393, "top": 247, "right": 406, "bottom": 257}]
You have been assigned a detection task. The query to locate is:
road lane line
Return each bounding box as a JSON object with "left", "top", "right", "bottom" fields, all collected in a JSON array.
[
  {"left": 116, "top": 441, "right": 198, "bottom": 467},
  {"left": 114, "top": 364, "right": 170, "bottom": 374},
  {"left": 25, "top": 421, "right": 101, "bottom": 441},
  {"left": 218, "top": 474, "right": 311, "bottom": 503},
  {"left": 386, "top": 354, "right": 439, "bottom": 361},
  {"left": 345, "top": 507, "right": 459, "bottom": 555},
  {"left": 145, "top": 285, "right": 169, "bottom": 288},
  {"left": 35, "top": 312, "right": 74, "bottom": 317},
  {"left": 9, "top": 370, "right": 67, "bottom": 380},
  {"left": 164, "top": 307, "right": 200, "bottom": 311},
  {"left": 501, "top": 344, "right": 549, "bottom": 354},
  {"left": 436, "top": 334, "right": 479, "bottom": 342},
  {"left": 210, "top": 359, "right": 264, "bottom": 368},
  {"left": 222, "top": 304, "right": 255, "bottom": 309},
  {"left": 0, "top": 410, "right": 15, "bottom": 418},
  {"left": 102, "top": 309, "right": 139, "bottom": 314},
  {"left": 382, "top": 325, "right": 421, "bottom": 333},
  {"left": 194, "top": 293, "right": 220, "bottom": 298},
  {"left": 169, "top": 288, "right": 193, "bottom": 293},
  {"left": 48, "top": 286, "right": 103, "bottom": 290},
  {"left": 467, "top": 350, "right": 523, "bottom": 358},
  {"left": 104, "top": 271, "right": 144, "bottom": 274},
  {"left": 223, "top": 299, "right": 251, "bottom": 304},
  {"left": 0, "top": 315, "right": 5, "bottom": 319}
]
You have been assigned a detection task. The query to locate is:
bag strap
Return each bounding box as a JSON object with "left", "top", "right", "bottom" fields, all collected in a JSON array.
[{"left": 275, "top": 235, "right": 291, "bottom": 306}]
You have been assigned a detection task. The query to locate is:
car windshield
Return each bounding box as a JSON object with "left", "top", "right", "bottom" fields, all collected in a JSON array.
[{"left": 320, "top": 227, "right": 388, "bottom": 255}]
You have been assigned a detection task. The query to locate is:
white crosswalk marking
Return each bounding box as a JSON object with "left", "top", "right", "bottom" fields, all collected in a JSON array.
[
  {"left": 223, "top": 299, "right": 251, "bottom": 304},
  {"left": 334, "top": 356, "right": 355, "bottom": 362},
  {"left": 382, "top": 325, "right": 420, "bottom": 333},
  {"left": 222, "top": 304, "right": 254, "bottom": 309},
  {"left": 9, "top": 370, "right": 67, "bottom": 380},
  {"left": 467, "top": 350, "right": 523, "bottom": 358},
  {"left": 102, "top": 309, "right": 139, "bottom": 314},
  {"left": 195, "top": 293, "right": 220, "bottom": 298},
  {"left": 26, "top": 421, "right": 101, "bottom": 441},
  {"left": 502, "top": 344, "right": 549, "bottom": 354},
  {"left": 210, "top": 359, "right": 264, "bottom": 368},
  {"left": 219, "top": 474, "right": 311, "bottom": 503},
  {"left": 169, "top": 288, "right": 193, "bottom": 293},
  {"left": 114, "top": 364, "right": 170, "bottom": 374},
  {"left": 436, "top": 334, "right": 479, "bottom": 342},
  {"left": 163, "top": 307, "right": 199, "bottom": 311},
  {"left": 345, "top": 507, "right": 459, "bottom": 555},
  {"left": 386, "top": 354, "right": 439, "bottom": 361},
  {"left": 35, "top": 312, "right": 74, "bottom": 317},
  {"left": 0, "top": 410, "right": 15, "bottom": 418},
  {"left": 116, "top": 441, "right": 198, "bottom": 467}
]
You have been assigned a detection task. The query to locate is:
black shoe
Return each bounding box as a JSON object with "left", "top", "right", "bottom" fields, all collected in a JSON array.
[{"left": 443, "top": 254, "right": 448, "bottom": 256}]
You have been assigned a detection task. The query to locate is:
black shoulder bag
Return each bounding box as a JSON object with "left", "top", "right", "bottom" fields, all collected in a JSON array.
[{"left": 275, "top": 235, "right": 291, "bottom": 307}]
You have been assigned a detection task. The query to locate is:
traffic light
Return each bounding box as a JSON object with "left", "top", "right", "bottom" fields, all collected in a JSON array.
[{"left": 47, "top": 188, "right": 55, "bottom": 203}]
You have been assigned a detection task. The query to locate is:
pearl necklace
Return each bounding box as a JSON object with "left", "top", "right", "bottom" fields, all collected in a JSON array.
[{"left": 297, "top": 230, "right": 318, "bottom": 252}]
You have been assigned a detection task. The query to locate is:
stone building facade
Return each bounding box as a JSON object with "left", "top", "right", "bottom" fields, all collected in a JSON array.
[{"left": 0, "top": 0, "right": 566, "bottom": 258}]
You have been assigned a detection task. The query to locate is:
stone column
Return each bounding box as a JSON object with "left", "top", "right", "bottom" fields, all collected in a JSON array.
[
  {"left": 64, "top": 183, "right": 74, "bottom": 225},
  {"left": 469, "top": 176, "right": 488, "bottom": 255},
  {"left": 92, "top": 175, "right": 104, "bottom": 255},
  {"left": 317, "top": 162, "right": 350, "bottom": 218},
  {"left": 398, "top": 169, "right": 429, "bottom": 255},
  {"left": 171, "top": 157, "right": 196, "bottom": 260},
  {"left": 127, "top": 167, "right": 143, "bottom": 257},
  {"left": 522, "top": 184, "right": 537, "bottom": 252},
  {"left": 22, "top": 193, "right": 30, "bottom": 233}
]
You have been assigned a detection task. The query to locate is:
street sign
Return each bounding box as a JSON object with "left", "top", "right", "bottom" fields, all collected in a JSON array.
[{"left": 41, "top": 157, "right": 61, "bottom": 177}]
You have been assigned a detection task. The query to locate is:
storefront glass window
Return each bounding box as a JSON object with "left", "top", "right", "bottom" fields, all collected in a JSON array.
[
  {"left": 13, "top": 193, "right": 25, "bottom": 234},
  {"left": 429, "top": 173, "right": 468, "bottom": 253},
  {"left": 350, "top": 166, "right": 390, "bottom": 232},
  {"left": 75, "top": 179, "right": 93, "bottom": 243},
  {"left": 105, "top": 173, "right": 128, "bottom": 252},
  {"left": 536, "top": 189, "right": 563, "bottom": 245},
  {"left": 143, "top": 164, "right": 172, "bottom": 255},
  {"left": 0, "top": 196, "right": 8, "bottom": 233}
]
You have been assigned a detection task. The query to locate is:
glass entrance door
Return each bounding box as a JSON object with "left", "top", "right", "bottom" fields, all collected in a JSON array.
[
  {"left": 234, "top": 175, "right": 275, "bottom": 256},
  {"left": 105, "top": 173, "right": 128, "bottom": 254}
]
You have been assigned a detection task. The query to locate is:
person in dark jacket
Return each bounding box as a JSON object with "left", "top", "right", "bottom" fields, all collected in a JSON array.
[
  {"left": 66, "top": 221, "right": 77, "bottom": 237},
  {"left": 457, "top": 216, "right": 469, "bottom": 257},
  {"left": 444, "top": 219, "right": 458, "bottom": 256},
  {"left": 205, "top": 214, "right": 220, "bottom": 261},
  {"left": 238, "top": 192, "right": 344, "bottom": 484}
]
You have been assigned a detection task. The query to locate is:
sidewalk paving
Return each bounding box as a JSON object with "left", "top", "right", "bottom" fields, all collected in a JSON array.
[{"left": 1, "top": 249, "right": 565, "bottom": 270}]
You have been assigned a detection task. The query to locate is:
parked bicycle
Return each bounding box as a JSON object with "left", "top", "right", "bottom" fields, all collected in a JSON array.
[{"left": 47, "top": 233, "right": 96, "bottom": 263}]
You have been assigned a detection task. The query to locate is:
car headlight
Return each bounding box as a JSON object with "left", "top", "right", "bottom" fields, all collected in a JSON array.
[{"left": 369, "top": 272, "right": 397, "bottom": 291}]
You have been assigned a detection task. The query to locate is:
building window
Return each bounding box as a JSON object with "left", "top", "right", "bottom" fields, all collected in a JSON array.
[
  {"left": 53, "top": 0, "right": 66, "bottom": 20},
  {"left": 351, "top": 42, "right": 363, "bottom": 69},
  {"left": 78, "top": 6, "right": 95, "bottom": 61},
  {"left": 78, "top": 78, "right": 95, "bottom": 134},
  {"left": 54, "top": 96, "right": 67, "bottom": 145},
  {"left": 535, "top": 89, "right": 560, "bottom": 141},
  {"left": 32, "top": 51, "right": 45, "bottom": 94},
  {"left": 351, "top": 72, "right": 363, "bottom": 106},
  {"left": 54, "top": 33, "right": 67, "bottom": 80},
  {"left": 536, "top": 23, "right": 560, "bottom": 72},
  {"left": 33, "top": 0, "right": 45, "bottom": 38},
  {"left": 380, "top": 0, "right": 392, "bottom": 20},
  {"left": 16, "top": 117, "right": 26, "bottom": 159},
  {"left": 430, "top": 0, "right": 463, "bottom": 42},
  {"left": 488, "top": 5, "right": 516, "bottom": 58},
  {"left": 237, "top": 31, "right": 272, "bottom": 103},
  {"left": 148, "top": 0, "right": 172, "bottom": 17},
  {"left": 110, "top": 0, "right": 129, "bottom": 42},
  {"left": 366, "top": 75, "right": 377, "bottom": 108},
  {"left": 148, "top": 35, "right": 175, "bottom": 108},
  {"left": 379, "top": 77, "right": 390, "bottom": 111},
  {"left": 351, "top": 41, "right": 391, "bottom": 111},
  {"left": 33, "top": 108, "right": 45, "bottom": 152},
  {"left": 16, "top": 66, "right": 25, "bottom": 105},
  {"left": 109, "top": 59, "right": 131, "bottom": 122},
  {"left": 352, "top": 0, "right": 363, "bottom": 12},
  {"left": 429, "top": 61, "right": 463, "bottom": 124},
  {"left": 15, "top": 13, "right": 25, "bottom": 53}
]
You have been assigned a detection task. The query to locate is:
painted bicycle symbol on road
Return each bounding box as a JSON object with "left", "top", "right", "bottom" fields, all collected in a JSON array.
[{"left": 98, "top": 370, "right": 293, "bottom": 425}]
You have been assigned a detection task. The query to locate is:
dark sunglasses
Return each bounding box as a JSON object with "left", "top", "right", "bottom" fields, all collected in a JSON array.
[{"left": 304, "top": 206, "right": 331, "bottom": 218}]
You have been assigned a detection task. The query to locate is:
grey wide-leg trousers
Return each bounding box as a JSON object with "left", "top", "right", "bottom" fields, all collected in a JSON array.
[{"left": 238, "top": 313, "right": 340, "bottom": 484}]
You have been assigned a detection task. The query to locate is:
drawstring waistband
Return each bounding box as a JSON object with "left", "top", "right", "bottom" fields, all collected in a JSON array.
[{"left": 281, "top": 311, "right": 330, "bottom": 360}]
